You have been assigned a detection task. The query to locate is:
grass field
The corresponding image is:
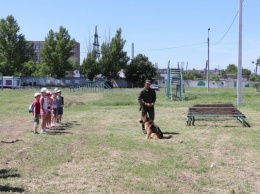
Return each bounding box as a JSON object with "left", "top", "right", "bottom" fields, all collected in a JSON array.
[{"left": 0, "top": 87, "right": 259, "bottom": 194}]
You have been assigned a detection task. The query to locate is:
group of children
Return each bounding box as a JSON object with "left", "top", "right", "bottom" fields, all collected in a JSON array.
[{"left": 32, "top": 88, "right": 64, "bottom": 134}]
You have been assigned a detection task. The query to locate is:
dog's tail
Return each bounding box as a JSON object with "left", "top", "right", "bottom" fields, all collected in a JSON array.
[{"left": 162, "top": 135, "right": 172, "bottom": 139}]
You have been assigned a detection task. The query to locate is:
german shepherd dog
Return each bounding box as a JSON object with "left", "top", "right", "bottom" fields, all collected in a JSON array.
[{"left": 142, "top": 115, "right": 163, "bottom": 139}]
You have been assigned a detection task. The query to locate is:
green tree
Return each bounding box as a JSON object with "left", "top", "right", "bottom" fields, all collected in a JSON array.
[
  {"left": 81, "top": 50, "right": 100, "bottom": 80},
  {"left": 223, "top": 64, "right": 251, "bottom": 79},
  {"left": 40, "top": 26, "right": 75, "bottom": 78},
  {"left": 0, "top": 15, "right": 34, "bottom": 75},
  {"left": 220, "top": 69, "right": 227, "bottom": 77},
  {"left": 39, "top": 30, "right": 57, "bottom": 76},
  {"left": 32, "top": 64, "right": 48, "bottom": 77},
  {"left": 251, "top": 57, "right": 260, "bottom": 75},
  {"left": 69, "top": 58, "right": 80, "bottom": 71},
  {"left": 210, "top": 74, "right": 220, "bottom": 81},
  {"left": 249, "top": 74, "right": 260, "bottom": 81},
  {"left": 99, "top": 28, "right": 129, "bottom": 80},
  {"left": 20, "top": 60, "right": 37, "bottom": 76},
  {"left": 226, "top": 64, "right": 237, "bottom": 74},
  {"left": 242, "top": 68, "right": 251, "bottom": 80},
  {"left": 183, "top": 70, "right": 203, "bottom": 80},
  {"left": 124, "top": 54, "right": 156, "bottom": 87}
]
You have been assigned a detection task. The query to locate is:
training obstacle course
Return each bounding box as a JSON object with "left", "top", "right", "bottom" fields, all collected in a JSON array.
[
  {"left": 186, "top": 103, "right": 250, "bottom": 127},
  {"left": 69, "top": 80, "right": 113, "bottom": 92},
  {"left": 166, "top": 61, "right": 184, "bottom": 100}
]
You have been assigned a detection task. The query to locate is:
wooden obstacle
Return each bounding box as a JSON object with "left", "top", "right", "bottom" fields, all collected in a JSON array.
[{"left": 186, "top": 103, "right": 250, "bottom": 127}]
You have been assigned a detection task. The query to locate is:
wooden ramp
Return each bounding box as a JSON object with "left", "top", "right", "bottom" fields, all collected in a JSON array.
[{"left": 187, "top": 104, "right": 250, "bottom": 127}]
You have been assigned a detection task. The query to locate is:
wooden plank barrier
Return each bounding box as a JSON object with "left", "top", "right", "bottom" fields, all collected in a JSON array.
[{"left": 186, "top": 103, "right": 250, "bottom": 127}]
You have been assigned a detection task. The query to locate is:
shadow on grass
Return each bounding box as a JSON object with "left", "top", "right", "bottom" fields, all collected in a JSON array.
[
  {"left": 46, "top": 121, "right": 81, "bottom": 135},
  {"left": 54, "top": 121, "right": 80, "bottom": 129},
  {"left": 188, "top": 123, "right": 242, "bottom": 127},
  {"left": 47, "top": 131, "right": 73, "bottom": 135},
  {"left": 162, "top": 132, "right": 179, "bottom": 139},
  {"left": 0, "top": 185, "right": 24, "bottom": 193},
  {"left": 1, "top": 139, "right": 22, "bottom": 144},
  {"left": 194, "top": 124, "right": 240, "bottom": 127},
  {"left": 0, "top": 169, "right": 24, "bottom": 192},
  {"left": 163, "top": 132, "right": 179, "bottom": 135},
  {"left": 0, "top": 169, "right": 20, "bottom": 179}
]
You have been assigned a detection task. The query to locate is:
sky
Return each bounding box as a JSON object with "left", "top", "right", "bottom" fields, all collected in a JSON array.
[{"left": 1, "top": 0, "right": 259, "bottom": 73}]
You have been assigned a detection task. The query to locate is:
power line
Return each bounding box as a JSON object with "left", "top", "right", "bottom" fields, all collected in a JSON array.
[
  {"left": 212, "top": 0, "right": 245, "bottom": 45},
  {"left": 134, "top": 42, "right": 206, "bottom": 52},
  {"left": 135, "top": 1, "right": 246, "bottom": 51},
  {"left": 212, "top": 13, "right": 238, "bottom": 45},
  {"left": 82, "top": 1, "right": 245, "bottom": 56}
]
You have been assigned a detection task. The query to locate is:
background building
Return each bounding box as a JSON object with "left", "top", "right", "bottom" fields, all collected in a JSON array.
[
  {"left": 32, "top": 41, "right": 44, "bottom": 64},
  {"left": 31, "top": 41, "right": 80, "bottom": 64}
]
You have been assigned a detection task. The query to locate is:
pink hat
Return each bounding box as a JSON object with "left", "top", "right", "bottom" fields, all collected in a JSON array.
[{"left": 40, "top": 88, "right": 47, "bottom": 93}]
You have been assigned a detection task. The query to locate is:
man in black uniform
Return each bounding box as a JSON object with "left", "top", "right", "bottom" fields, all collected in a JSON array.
[{"left": 138, "top": 80, "right": 156, "bottom": 134}]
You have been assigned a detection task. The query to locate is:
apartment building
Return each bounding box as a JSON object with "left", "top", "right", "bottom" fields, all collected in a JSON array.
[{"left": 31, "top": 41, "right": 80, "bottom": 64}]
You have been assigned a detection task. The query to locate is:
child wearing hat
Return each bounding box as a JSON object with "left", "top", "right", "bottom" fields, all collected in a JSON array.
[
  {"left": 56, "top": 90, "right": 64, "bottom": 124},
  {"left": 46, "top": 90, "right": 53, "bottom": 129},
  {"left": 40, "top": 88, "right": 48, "bottom": 133},
  {"left": 33, "top": 93, "right": 41, "bottom": 134},
  {"left": 51, "top": 90, "right": 58, "bottom": 127}
]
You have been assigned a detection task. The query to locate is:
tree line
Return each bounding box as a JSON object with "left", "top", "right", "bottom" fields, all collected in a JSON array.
[
  {"left": 0, "top": 15, "right": 157, "bottom": 86},
  {"left": 0, "top": 15, "right": 259, "bottom": 86},
  {"left": 183, "top": 64, "right": 260, "bottom": 81}
]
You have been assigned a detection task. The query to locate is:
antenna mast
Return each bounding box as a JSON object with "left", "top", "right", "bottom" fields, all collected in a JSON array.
[{"left": 93, "top": 26, "right": 101, "bottom": 59}]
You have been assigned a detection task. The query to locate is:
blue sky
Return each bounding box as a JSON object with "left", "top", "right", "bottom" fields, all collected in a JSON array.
[{"left": 1, "top": 0, "right": 259, "bottom": 73}]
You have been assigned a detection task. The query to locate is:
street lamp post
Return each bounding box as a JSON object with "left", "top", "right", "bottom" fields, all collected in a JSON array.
[{"left": 207, "top": 28, "right": 210, "bottom": 92}]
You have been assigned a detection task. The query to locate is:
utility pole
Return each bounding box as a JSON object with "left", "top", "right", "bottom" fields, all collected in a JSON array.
[
  {"left": 207, "top": 28, "right": 210, "bottom": 92},
  {"left": 205, "top": 60, "right": 208, "bottom": 78},
  {"left": 132, "top": 43, "right": 134, "bottom": 59},
  {"left": 237, "top": 0, "right": 242, "bottom": 105}
]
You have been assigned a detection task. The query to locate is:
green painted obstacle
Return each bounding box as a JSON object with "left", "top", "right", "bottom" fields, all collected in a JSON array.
[
  {"left": 166, "top": 61, "right": 184, "bottom": 100},
  {"left": 69, "top": 81, "right": 113, "bottom": 92}
]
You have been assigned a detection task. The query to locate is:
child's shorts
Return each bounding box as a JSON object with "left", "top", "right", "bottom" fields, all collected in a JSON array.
[
  {"left": 34, "top": 114, "right": 40, "bottom": 126},
  {"left": 57, "top": 107, "right": 63, "bottom": 115},
  {"left": 52, "top": 108, "right": 58, "bottom": 115},
  {"left": 40, "top": 109, "right": 48, "bottom": 116}
]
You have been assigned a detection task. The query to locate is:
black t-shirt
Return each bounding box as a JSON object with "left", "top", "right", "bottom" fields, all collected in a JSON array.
[{"left": 138, "top": 88, "right": 156, "bottom": 105}]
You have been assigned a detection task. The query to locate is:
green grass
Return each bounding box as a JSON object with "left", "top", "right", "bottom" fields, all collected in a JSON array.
[{"left": 0, "top": 87, "right": 259, "bottom": 193}]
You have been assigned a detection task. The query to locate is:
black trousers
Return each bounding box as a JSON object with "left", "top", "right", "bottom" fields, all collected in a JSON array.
[{"left": 141, "top": 107, "right": 155, "bottom": 121}]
